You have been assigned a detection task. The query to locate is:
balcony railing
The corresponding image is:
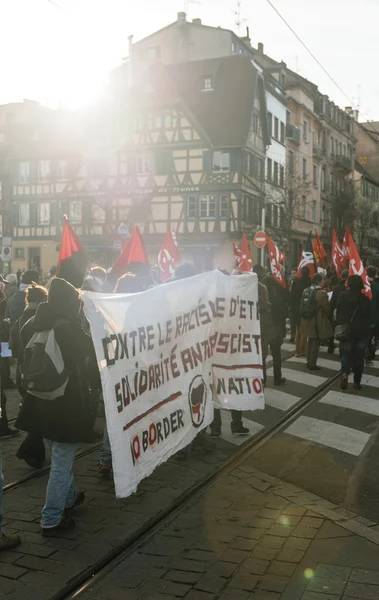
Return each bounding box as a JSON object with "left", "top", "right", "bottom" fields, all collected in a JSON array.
[
  {"left": 286, "top": 123, "right": 300, "bottom": 144},
  {"left": 333, "top": 154, "right": 352, "bottom": 171},
  {"left": 313, "top": 144, "right": 323, "bottom": 160}
]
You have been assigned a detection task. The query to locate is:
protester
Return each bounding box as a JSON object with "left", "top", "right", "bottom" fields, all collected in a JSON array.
[
  {"left": 291, "top": 266, "right": 312, "bottom": 357},
  {"left": 11, "top": 283, "right": 48, "bottom": 469},
  {"left": 82, "top": 266, "right": 107, "bottom": 293},
  {"left": 98, "top": 272, "right": 146, "bottom": 474},
  {"left": 330, "top": 269, "right": 349, "bottom": 315},
  {"left": 253, "top": 265, "right": 272, "bottom": 386},
  {"left": 288, "top": 267, "right": 298, "bottom": 343},
  {"left": 15, "top": 278, "right": 100, "bottom": 534},
  {"left": 0, "top": 453, "right": 21, "bottom": 550},
  {"left": 6, "top": 270, "right": 40, "bottom": 323},
  {"left": 5, "top": 274, "right": 18, "bottom": 300},
  {"left": 365, "top": 266, "right": 379, "bottom": 366},
  {"left": 45, "top": 266, "right": 58, "bottom": 290},
  {"left": 337, "top": 274, "right": 371, "bottom": 390},
  {"left": 262, "top": 275, "right": 287, "bottom": 385},
  {"left": 300, "top": 273, "right": 333, "bottom": 370}
]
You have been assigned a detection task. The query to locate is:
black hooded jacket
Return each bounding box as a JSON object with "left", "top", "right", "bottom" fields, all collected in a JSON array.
[{"left": 15, "top": 278, "right": 100, "bottom": 443}]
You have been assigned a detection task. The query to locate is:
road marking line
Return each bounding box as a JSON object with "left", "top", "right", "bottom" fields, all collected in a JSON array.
[
  {"left": 264, "top": 388, "right": 301, "bottom": 411},
  {"left": 288, "top": 356, "right": 341, "bottom": 371},
  {"left": 206, "top": 410, "right": 264, "bottom": 446},
  {"left": 285, "top": 415, "right": 370, "bottom": 456},
  {"left": 267, "top": 367, "right": 327, "bottom": 387},
  {"left": 320, "top": 390, "right": 379, "bottom": 416}
]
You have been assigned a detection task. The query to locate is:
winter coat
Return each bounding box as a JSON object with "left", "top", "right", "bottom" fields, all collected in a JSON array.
[
  {"left": 290, "top": 275, "right": 312, "bottom": 325},
  {"left": 336, "top": 290, "right": 371, "bottom": 340},
  {"left": 300, "top": 287, "right": 334, "bottom": 340},
  {"left": 15, "top": 301, "right": 100, "bottom": 443},
  {"left": 369, "top": 280, "right": 379, "bottom": 327},
  {"left": 330, "top": 279, "right": 347, "bottom": 315},
  {"left": 262, "top": 276, "right": 288, "bottom": 345},
  {"left": 5, "top": 283, "right": 18, "bottom": 301},
  {"left": 5, "top": 289, "right": 26, "bottom": 323}
]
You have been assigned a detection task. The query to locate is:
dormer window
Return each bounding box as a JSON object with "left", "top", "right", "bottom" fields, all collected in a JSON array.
[{"left": 203, "top": 76, "right": 213, "bottom": 91}]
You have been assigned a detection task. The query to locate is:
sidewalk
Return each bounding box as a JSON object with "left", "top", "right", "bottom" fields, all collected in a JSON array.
[{"left": 81, "top": 460, "right": 379, "bottom": 600}]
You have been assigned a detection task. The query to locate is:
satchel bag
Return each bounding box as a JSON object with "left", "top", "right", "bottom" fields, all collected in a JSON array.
[{"left": 334, "top": 307, "right": 358, "bottom": 342}]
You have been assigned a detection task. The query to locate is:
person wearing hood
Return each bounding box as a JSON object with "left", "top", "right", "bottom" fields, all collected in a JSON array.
[
  {"left": 15, "top": 278, "right": 100, "bottom": 535},
  {"left": 81, "top": 266, "right": 107, "bottom": 293},
  {"left": 11, "top": 283, "right": 48, "bottom": 469},
  {"left": 5, "top": 274, "right": 18, "bottom": 301},
  {"left": 290, "top": 266, "right": 312, "bottom": 357}
]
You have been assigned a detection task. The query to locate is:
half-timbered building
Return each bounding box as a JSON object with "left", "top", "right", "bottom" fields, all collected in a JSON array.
[{"left": 9, "top": 54, "right": 268, "bottom": 275}]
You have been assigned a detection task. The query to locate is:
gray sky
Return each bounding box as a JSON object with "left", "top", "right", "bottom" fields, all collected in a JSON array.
[{"left": 2, "top": 0, "right": 378, "bottom": 121}]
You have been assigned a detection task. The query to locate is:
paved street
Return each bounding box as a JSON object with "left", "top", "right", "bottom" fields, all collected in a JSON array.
[{"left": 2, "top": 343, "right": 379, "bottom": 599}]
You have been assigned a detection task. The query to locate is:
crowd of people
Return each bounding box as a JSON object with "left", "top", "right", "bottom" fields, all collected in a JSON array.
[{"left": 0, "top": 260, "right": 378, "bottom": 552}]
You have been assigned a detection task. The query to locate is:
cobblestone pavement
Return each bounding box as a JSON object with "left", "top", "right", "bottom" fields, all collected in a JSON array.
[{"left": 79, "top": 463, "right": 379, "bottom": 600}]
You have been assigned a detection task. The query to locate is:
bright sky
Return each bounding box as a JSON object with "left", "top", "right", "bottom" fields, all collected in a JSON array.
[{"left": 2, "top": 0, "right": 379, "bottom": 121}]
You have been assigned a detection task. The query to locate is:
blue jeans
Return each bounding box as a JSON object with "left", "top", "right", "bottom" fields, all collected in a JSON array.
[
  {"left": 0, "top": 452, "right": 3, "bottom": 535},
  {"left": 340, "top": 337, "right": 369, "bottom": 384},
  {"left": 100, "top": 427, "right": 112, "bottom": 467},
  {"left": 41, "top": 440, "right": 78, "bottom": 529}
]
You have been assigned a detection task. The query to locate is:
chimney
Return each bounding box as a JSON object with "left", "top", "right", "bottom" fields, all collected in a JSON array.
[
  {"left": 192, "top": 18, "right": 202, "bottom": 25},
  {"left": 177, "top": 12, "right": 186, "bottom": 25},
  {"left": 257, "top": 42, "right": 264, "bottom": 53},
  {"left": 128, "top": 35, "right": 133, "bottom": 88}
]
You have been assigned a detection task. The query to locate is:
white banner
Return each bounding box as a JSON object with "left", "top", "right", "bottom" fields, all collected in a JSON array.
[{"left": 82, "top": 271, "right": 264, "bottom": 497}]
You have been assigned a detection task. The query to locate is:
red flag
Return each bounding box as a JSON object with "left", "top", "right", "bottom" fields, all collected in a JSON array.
[
  {"left": 104, "top": 226, "right": 149, "bottom": 291},
  {"left": 341, "top": 225, "right": 351, "bottom": 268},
  {"left": 158, "top": 231, "right": 180, "bottom": 282},
  {"left": 57, "top": 215, "right": 87, "bottom": 288},
  {"left": 331, "top": 229, "right": 343, "bottom": 278},
  {"left": 348, "top": 235, "right": 372, "bottom": 299},
  {"left": 266, "top": 236, "right": 286, "bottom": 288},
  {"left": 233, "top": 243, "right": 242, "bottom": 268},
  {"left": 237, "top": 232, "right": 253, "bottom": 272},
  {"left": 297, "top": 232, "right": 316, "bottom": 278},
  {"left": 313, "top": 229, "right": 327, "bottom": 268}
]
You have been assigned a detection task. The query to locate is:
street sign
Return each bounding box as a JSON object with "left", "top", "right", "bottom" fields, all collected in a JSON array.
[
  {"left": 117, "top": 223, "right": 129, "bottom": 240},
  {"left": 2, "top": 246, "right": 11, "bottom": 262},
  {"left": 254, "top": 231, "right": 267, "bottom": 248},
  {"left": 359, "top": 157, "right": 367, "bottom": 165},
  {"left": 114, "top": 240, "right": 122, "bottom": 250}
]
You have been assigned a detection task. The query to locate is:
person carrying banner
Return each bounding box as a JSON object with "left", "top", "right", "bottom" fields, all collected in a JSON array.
[
  {"left": 336, "top": 275, "right": 371, "bottom": 390},
  {"left": 15, "top": 278, "right": 100, "bottom": 535},
  {"left": 300, "top": 273, "right": 333, "bottom": 370},
  {"left": 290, "top": 266, "right": 312, "bottom": 357},
  {"left": 262, "top": 275, "right": 287, "bottom": 385}
]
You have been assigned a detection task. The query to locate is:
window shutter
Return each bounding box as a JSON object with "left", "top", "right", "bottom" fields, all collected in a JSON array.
[
  {"left": 202, "top": 150, "right": 212, "bottom": 173},
  {"left": 30, "top": 203, "right": 38, "bottom": 225},
  {"left": 155, "top": 150, "right": 172, "bottom": 175},
  {"left": 11, "top": 202, "right": 18, "bottom": 227}
]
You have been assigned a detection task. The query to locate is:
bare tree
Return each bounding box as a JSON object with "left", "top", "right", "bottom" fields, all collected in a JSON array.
[{"left": 265, "top": 162, "right": 312, "bottom": 267}]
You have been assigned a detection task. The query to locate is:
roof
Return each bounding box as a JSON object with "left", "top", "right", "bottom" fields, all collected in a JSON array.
[{"left": 355, "top": 159, "right": 379, "bottom": 185}]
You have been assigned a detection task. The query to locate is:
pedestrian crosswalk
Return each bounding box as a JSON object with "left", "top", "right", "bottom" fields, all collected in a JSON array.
[{"left": 210, "top": 339, "right": 379, "bottom": 460}]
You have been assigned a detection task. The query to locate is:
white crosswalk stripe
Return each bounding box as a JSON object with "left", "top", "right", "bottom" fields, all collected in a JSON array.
[
  {"left": 288, "top": 356, "right": 341, "bottom": 372},
  {"left": 267, "top": 367, "right": 327, "bottom": 387},
  {"left": 285, "top": 416, "right": 370, "bottom": 456},
  {"left": 320, "top": 390, "right": 379, "bottom": 416},
  {"left": 264, "top": 388, "right": 300, "bottom": 411}
]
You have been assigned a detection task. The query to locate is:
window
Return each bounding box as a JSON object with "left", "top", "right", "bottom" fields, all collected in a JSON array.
[
  {"left": 273, "top": 162, "right": 279, "bottom": 185},
  {"left": 267, "top": 158, "right": 272, "bottom": 181},
  {"left": 38, "top": 160, "right": 50, "bottom": 182},
  {"left": 267, "top": 112, "right": 273, "bottom": 136},
  {"left": 19, "top": 203, "right": 30, "bottom": 226},
  {"left": 232, "top": 41, "right": 237, "bottom": 52},
  {"left": 280, "top": 121, "right": 285, "bottom": 144},
  {"left": 321, "top": 167, "right": 326, "bottom": 191},
  {"left": 203, "top": 77, "right": 213, "bottom": 91},
  {"left": 15, "top": 248, "right": 25, "bottom": 259},
  {"left": 279, "top": 165, "right": 284, "bottom": 187},
  {"left": 213, "top": 151, "right": 230, "bottom": 172},
  {"left": 303, "top": 119, "right": 309, "bottom": 142},
  {"left": 38, "top": 202, "right": 50, "bottom": 225},
  {"left": 302, "top": 158, "right": 308, "bottom": 181},
  {"left": 288, "top": 150, "right": 294, "bottom": 174},
  {"left": 92, "top": 204, "right": 106, "bottom": 223},
  {"left": 187, "top": 196, "right": 196, "bottom": 219},
  {"left": 330, "top": 137, "right": 334, "bottom": 156},
  {"left": 220, "top": 194, "right": 229, "bottom": 218},
  {"left": 313, "top": 165, "right": 318, "bottom": 188},
  {"left": 253, "top": 114, "right": 259, "bottom": 134},
  {"left": 302, "top": 195, "right": 307, "bottom": 219},
  {"left": 343, "top": 145, "right": 346, "bottom": 156},
  {"left": 19, "top": 161, "right": 30, "bottom": 184},
  {"left": 136, "top": 154, "right": 150, "bottom": 174},
  {"left": 69, "top": 201, "right": 82, "bottom": 223},
  {"left": 57, "top": 160, "right": 68, "bottom": 180},
  {"left": 199, "top": 195, "right": 216, "bottom": 218},
  {"left": 147, "top": 46, "right": 160, "bottom": 59},
  {"left": 274, "top": 117, "right": 279, "bottom": 140},
  {"left": 312, "top": 201, "right": 317, "bottom": 222}
]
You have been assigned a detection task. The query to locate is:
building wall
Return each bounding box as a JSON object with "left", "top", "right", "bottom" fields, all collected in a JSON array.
[{"left": 11, "top": 239, "right": 58, "bottom": 275}]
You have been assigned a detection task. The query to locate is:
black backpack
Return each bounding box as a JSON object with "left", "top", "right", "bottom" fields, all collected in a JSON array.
[{"left": 300, "top": 286, "right": 318, "bottom": 320}]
